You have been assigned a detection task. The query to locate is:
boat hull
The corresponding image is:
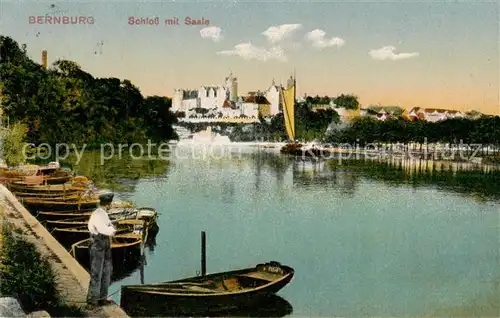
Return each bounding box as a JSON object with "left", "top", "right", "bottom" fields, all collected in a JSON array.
[
  {"left": 22, "top": 200, "right": 99, "bottom": 212},
  {"left": 7, "top": 183, "right": 86, "bottom": 194},
  {"left": 73, "top": 240, "right": 142, "bottom": 270},
  {"left": 120, "top": 262, "right": 294, "bottom": 316}
]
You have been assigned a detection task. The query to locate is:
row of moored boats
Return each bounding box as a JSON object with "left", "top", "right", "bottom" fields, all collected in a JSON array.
[{"left": 0, "top": 163, "right": 158, "bottom": 272}]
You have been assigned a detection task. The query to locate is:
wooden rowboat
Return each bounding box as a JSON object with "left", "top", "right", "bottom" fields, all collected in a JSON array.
[
  {"left": 136, "top": 207, "right": 158, "bottom": 229},
  {"left": 37, "top": 207, "right": 131, "bottom": 221},
  {"left": 43, "top": 209, "right": 139, "bottom": 229},
  {"left": 7, "top": 182, "right": 87, "bottom": 194},
  {"left": 13, "top": 191, "right": 85, "bottom": 199},
  {"left": 14, "top": 172, "right": 73, "bottom": 186},
  {"left": 35, "top": 202, "right": 136, "bottom": 221},
  {"left": 53, "top": 219, "right": 147, "bottom": 248},
  {"left": 0, "top": 167, "right": 36, "bottom": 178},
  {"left": 23, "top": 194, "right": 93, "bottom": 202},
  {"left": 120, "top": 261, "right": 294, "bottom": 316},
  {"left": 0, "top": 176, "right": 23, "bottom": 184},
  {"left": 70, "top": 232, "right": 144, "bottom": 269},
  {"left": 22, "top": 197, "right": 100, "bottom": 211}
]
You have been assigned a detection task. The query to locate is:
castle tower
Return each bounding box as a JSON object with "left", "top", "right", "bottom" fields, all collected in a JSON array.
[
  {"left": 230, "top": 77, "right": 238, "bottom": 102},
  {"left": 41, "top": 50, "right": 47, "bottom": 69}
]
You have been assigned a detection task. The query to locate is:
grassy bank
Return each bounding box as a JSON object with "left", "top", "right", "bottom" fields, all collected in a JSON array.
[{"left": 0, "top": 220, "right": 85, "bottom": 317}]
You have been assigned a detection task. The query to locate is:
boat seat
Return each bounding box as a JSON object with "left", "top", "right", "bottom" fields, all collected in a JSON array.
[
  {"left": 184, "top": 285, "right": 217, "bottom": 293},
  {"left": 222, "top": 278, "right": 241, "bottom": 291},
  {"left": 237, "top": 271, "right": 282, "bottom": 282}
]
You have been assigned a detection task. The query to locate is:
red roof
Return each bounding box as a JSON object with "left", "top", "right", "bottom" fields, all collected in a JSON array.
[{"left": 243, "top": 95, "right": 270, "bottom": 104}]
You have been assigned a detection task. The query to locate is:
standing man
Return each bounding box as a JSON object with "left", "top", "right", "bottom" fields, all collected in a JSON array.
[{"left": 86, "top": 192, "right": 116, "bottom": 306}]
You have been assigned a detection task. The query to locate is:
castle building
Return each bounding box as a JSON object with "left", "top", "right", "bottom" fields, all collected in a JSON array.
[
  {"left": 172, "top": 73, "right": 238, "bottom": 113},
  {"left": 172, "top": 74, "right": 282, "bottom": 118},
  {"left": 264, "top": 80, "right": 281, "bottom": 115}
]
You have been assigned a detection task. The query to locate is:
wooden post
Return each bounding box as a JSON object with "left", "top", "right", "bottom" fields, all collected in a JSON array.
[{"left": 201, "top": 231, "right": 206, "bottom": 276}]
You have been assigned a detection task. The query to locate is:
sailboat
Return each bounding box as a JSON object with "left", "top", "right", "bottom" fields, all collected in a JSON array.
[
  {"left": 279, "top": 74, "right": 325, "bottom": 157},
  {"left": 279, "top": 74, "right": 298, "bottom": 153}
]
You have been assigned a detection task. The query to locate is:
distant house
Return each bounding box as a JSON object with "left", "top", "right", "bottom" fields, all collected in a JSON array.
[
  {"left": 221, "top": 99, "right": 240, "bottom": 117},
  {"left": 242, "top": 94, "right": 271, "bottom": 117},
  {"left": 408, "top": 107, "right": 465, "bottom": 122},
  {"left": 359, "top": 105, "right": 407, "bottom": 121}
]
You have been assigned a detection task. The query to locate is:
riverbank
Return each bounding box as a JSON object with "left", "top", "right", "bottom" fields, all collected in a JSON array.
[
  {"left": 279, "top": 144, "right": 500, "bottom": 165},
  {"left": 0, "top": 185, "right": 128, "bottom": 317}
]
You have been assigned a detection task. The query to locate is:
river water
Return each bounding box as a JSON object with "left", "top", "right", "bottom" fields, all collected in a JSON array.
[{"left": 66, "top": 146, "right": 500, "bottom": 316}]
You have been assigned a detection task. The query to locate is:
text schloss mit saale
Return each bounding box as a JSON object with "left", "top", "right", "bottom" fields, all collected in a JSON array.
[{"left": 128, "top": 16, "right": 210, "bottom": 26}]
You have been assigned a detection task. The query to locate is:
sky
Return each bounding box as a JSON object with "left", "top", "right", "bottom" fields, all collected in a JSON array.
[{"left": 0, "top": 0, "right": 498, "bottom": 114}]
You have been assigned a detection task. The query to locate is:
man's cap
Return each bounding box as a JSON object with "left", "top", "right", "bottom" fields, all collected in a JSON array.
[{"left": 99, "top": 192, "right": 114, "bottom": 205}]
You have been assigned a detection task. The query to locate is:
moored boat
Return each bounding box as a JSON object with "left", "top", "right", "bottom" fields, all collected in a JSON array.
[
  {"left": 7, "top": 182, "right": 87, "bottom": 194},
  {"left": 23, "top": 194, "right": 90, "bottom": 202},
  {"left": 0, "top": 176, "right": 23, "bottom": 184},
  {"left": 13, "top": 171, "right": 73, "bottom": 186},
  {"left": 43, "top": 208, "right": 139, "bottom": 228},
  {"left": 70, "top": 232, "right": 144, "bottom": 269},
  {"left": 280, "top": 142, "right": 327, "bottom": 157},
  {"left": 136, "top": 207, "right": 159, "bottom": 228},
  {"left": 21, "top": 197, "right": 100, "bottom": 212},
  {"left": 37, "top": 207, "right": 135, "bottom": 222},
  {"left": 53, "top": 219, "right": 147, "bottom": 248},
  {"left": 35, "top": 201, "right": 136, "bottom": 221},
  {"left": 12, "top": 191, "right": 85, "bottom": 199},
  {"left": 120, "top": 261, "right": 294, "bottom": 316}
]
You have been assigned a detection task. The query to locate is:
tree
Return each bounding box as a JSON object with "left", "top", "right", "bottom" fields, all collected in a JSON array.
[
  {"left": 334, "top": 94, "right": 360, "bottom": 110},
  {"left": 0, "top": 122, "right": 29, "bottom": 166},
  {"left": 0, "top": 35, "right": 179, "bottom": 148},
  {"left": 143, "top": 96, "right": 178, "bottom": 141}
]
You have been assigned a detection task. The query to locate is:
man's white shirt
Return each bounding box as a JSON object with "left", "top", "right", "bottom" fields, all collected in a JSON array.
[{"left": 88, "top": 207, "right": 116, "bottom": 236}]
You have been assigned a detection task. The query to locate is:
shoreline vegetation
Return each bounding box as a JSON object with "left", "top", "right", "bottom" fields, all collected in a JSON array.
[
  {"left": 0, "top": 35, "right": 178, "bottom": 152},
  {"left": 0, "top": 218, "right": 85, "bottom": 317}
]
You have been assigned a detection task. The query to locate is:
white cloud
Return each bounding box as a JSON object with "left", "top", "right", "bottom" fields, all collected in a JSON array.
[
  {"left": 369, "top": 46, "right": 419, "bottom": 60},
  {"left": 217, "top": 43, "right": 286, "bottom": 62},
  {"left": 200, "top": 26, "right": 223, "bottom": 42},
  {"left": 262, "top": 24, "right": 302, "bottom": 43},
  {"left": 305, "top": 29, "right": 345, "bottom": 49}
]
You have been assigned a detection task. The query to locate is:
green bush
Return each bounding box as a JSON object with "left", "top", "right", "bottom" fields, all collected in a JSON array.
[{"left": 0, "top": 222, "right": 84, "bottom": 316}]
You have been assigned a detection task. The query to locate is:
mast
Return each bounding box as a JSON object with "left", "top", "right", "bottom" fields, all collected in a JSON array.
[{"left": 293, "top": 68, "right": 296, "bottom": 103}]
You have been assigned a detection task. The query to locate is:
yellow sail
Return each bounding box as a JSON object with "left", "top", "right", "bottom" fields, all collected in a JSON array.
[{"left": 282, "top": 83, "right": 295, "bottom": 141}]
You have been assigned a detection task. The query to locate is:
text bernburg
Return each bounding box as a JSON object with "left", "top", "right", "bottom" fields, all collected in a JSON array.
[{"left": 29, "top": 16, "right": 95, "bottom": 24}]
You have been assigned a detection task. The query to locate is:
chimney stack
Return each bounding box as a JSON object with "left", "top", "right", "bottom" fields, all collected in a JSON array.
[{"left": 41, "top": 50, "right": 47, "bottom": 69}]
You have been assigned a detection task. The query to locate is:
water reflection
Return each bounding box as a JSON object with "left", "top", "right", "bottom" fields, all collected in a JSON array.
[
  {"left": 292, "top": 158, "right": 360, "bottom": 196},
  {"left": 122, "top": 294, "right": 293, "bottom": 317},
  {"left": 326, "top": 157, "right": 500, "bottom": 202},
  {"left": 248, "top": 150, "right": 294, "bottom": 189},
  {"left": 60, "top": 151, "right": 170, "bottom": 192},
  {"left": 217, "top": 151, "right": 500, "bottom": 202}
]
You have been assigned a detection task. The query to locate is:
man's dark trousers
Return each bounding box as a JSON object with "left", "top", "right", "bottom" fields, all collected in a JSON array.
[{"left": 87, "top": 233, "right": 112, "bottom": 304}]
